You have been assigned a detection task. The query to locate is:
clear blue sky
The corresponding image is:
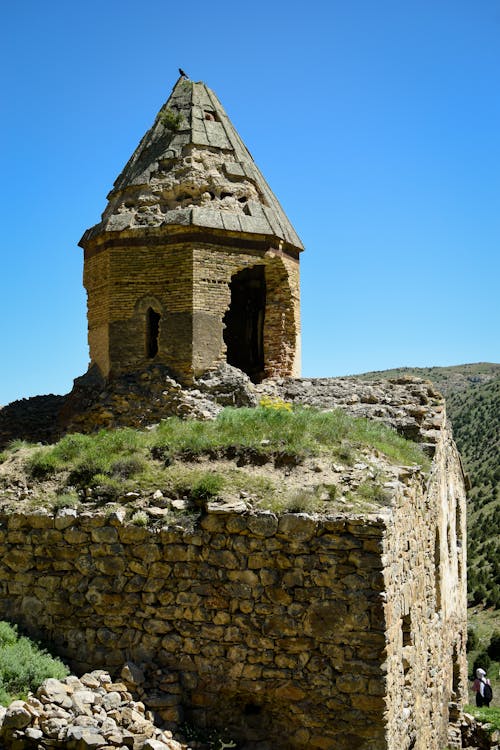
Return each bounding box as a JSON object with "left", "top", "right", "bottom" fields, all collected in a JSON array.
[{"left": 1, "top": 0, "right": 499, "bottom": 405}]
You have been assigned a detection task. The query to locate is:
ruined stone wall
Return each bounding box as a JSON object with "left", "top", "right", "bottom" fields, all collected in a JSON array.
[
  {"left": 0, "top": 424, "right": 467, "bottom": 750},
  {"left": 382, "top": 426, "right": 468, "bottom": 750},
  {"left": 0, "top": 507, "right": 389, "bottom": 750},
  {"left": 0, "top": 378, "right": 468, "bottom": 749}
]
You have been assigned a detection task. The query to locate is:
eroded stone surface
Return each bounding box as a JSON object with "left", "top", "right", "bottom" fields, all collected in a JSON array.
[
  {"left": 82, "top": 79, "right": 303, "bottom": 250},
  {"left": 79, "top": 77, "right": 302, "bottom": 384}
]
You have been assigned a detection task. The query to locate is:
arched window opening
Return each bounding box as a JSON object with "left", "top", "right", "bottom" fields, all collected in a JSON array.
[
  {"left": 223, "top": 266, "right": 266, "bottom": 383},
  {"left": 146, "top": 307, "right": 161, "bottom": 358}
]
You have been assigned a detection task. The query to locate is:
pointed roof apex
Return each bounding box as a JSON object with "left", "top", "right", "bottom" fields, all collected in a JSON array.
[{"left": 80, "top": 78, "right": 303, "bottom": 251}]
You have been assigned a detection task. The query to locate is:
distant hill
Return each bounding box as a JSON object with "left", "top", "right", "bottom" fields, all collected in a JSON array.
[
  {"left": 356, "top": 362, "right": 500, "bottom": 396},
  {"left": 356, "top": 363, "right": 500, "bottom": 608}
]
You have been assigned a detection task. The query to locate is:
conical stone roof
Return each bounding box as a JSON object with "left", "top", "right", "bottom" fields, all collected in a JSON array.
[{"left": 81, "top": 78, "right": 303, "bottom": 251}]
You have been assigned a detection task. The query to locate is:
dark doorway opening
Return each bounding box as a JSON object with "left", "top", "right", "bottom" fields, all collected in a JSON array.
[
  {"left": 146, "top": 308, "right": 161, "bottom": 358},
  {"left": 223, "top": 266, "right": 266, "bottom": 382}
]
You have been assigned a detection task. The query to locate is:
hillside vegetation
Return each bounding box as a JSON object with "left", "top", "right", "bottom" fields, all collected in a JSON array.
[
  {"left": 357, "top": 363, "right": 500, "bottom": 609},
  {"left": 448, "top": 377, "right": 500, "bottom": 607},
  {"left": 357, "top": 362, "right": 500, "bottom": 396}
]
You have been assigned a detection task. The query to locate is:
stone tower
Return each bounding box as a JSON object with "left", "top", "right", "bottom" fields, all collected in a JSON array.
[{"left": 79, "top": 76, "right": 303, "bottom": 385}]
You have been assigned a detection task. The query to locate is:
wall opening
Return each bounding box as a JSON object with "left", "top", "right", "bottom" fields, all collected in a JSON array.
[
  {"left": 452, "top": 643, "right": 460, "bottom": 697},
  {"left": 223, "top": 266, "right": 266, "bottom": 383},
  {"left": 456, "top": 498, "right": 464, "bottom": 582},
  {"left": 402, "top": 612, "right": 412, "bottom": 647},
  {"left": 434, "top": 528, "right": 441, "bottom": 611},
  {"left": 146, "top": 308, "right": 161, "bottom": 358}
]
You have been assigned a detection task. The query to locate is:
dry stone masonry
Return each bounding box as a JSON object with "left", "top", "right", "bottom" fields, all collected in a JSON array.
[
  {"left": 0, "top": 377, "right": 467, "bottom": 750},
  {"left": 0, "top": 75, "right": 469, "bottom": 749}
]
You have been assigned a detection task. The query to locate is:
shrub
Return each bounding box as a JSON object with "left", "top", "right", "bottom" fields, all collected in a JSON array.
[
  {"left": 26, "top": 450, "right": 60, "bottom": 479},
  {"left": 110, "top": 457, "right": 145, "bottom": 479},
  {"left": 67, "top": 457, "right": 105, "bottom": 487},
  {"left": 51, "top": 492, "right": 80, "bottom": 511},
  {"left": 467, "top": 627, "right": 479, "bottom": 652},
  {"left": 89, "top": 475, "right": 124, "bottom": 503},
  {"left": 130, "top": 510, "right": 148, "bottom": 527},
  {"left": 487, "top": 631, "right": 500, "bottom": 661},
  {"left": 472, "top": 651, "right": 492, "bottom": 676},
  {"left": 159, "top": 109, "right": 184, "bottom": 131},
  {"left": 0, "top": 621, "right": 69, "bottom": 704},
  {"left": 191, "top": 473, "right": 224, "bottom": 501}
]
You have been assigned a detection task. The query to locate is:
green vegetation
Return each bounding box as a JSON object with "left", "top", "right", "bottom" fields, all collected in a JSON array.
[
  {"left": 148, "top": 406, "right": 428, "bottom": 467},
  {"left": 464, "top": 705, "right": 500, "bottom": 734},
  {"left": 467, "top": 609, "right": 500, "bottom": 696},
  {"left": 3, "top": 406, "right": 429, "bottom": 517},
  {"left": 130, "top": 510, "right": 148, "bottom": 526},
  {"left": 448, "top": 377, "right": 500, "bottom": 608},
  {"left": 0, "top": 621, "right": 68, "bottom": 705},
  {"left": 159, "top": 108, "right": 184, "bottom": 132}
]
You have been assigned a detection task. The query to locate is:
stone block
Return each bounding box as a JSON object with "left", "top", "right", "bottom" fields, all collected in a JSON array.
[
  {"left": 278, "top": 513, "right": 317, "bottom": 541},
  {"left": 91, "top": 527, "right": 118, "bottom": 544},
  {"left": 246, "top": 514, "right": 278, "bottom": 537}
]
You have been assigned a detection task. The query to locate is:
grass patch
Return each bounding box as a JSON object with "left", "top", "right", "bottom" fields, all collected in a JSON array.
[
  {"left": 51, "top": 492, "right": 81, "bottom": 512},
  {"left": 9, "top": 406, "right": 429, "bottom": 516},
  {"left": 150, "top": 407, "right": 429, "bottom": 468},
  {"left": 20, "top": 407, "right": 428, "bottom": 478},
  {"left": 191, "top": 473, "right": 225, "bottom": 502},
  {"left": 262, "top": 487, "right": 325, "bottom": 515},
  {"left": 465, "top": 704, "right": 500, "bottom": 733},
  {"left": 130, "top": 510, "right": 148, "bottom": 526},
  {"left": 0, "top": 621, "right": 69, "bottom": 705},
  {"left": 355, "top": 479, "right": 390, "bottom": 505}
]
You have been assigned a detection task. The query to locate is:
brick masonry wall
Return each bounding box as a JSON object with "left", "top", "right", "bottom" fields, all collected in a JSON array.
[
  {"left": 0, "top": 421, "right": 467, "bottom": 750},
  {"left": 83, "top": 238, "right": 300, "bottom": 383},
  {"left": 192, "top": 246, "right": 300, "bottom": 379}
]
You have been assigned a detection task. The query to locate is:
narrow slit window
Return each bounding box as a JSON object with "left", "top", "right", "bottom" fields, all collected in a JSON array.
[
  {"left": 434, "top": 528, "right": 442, "bottom": 611},
  {"left": 146, "top": 308, "right": 161, "bottom": 358}
]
